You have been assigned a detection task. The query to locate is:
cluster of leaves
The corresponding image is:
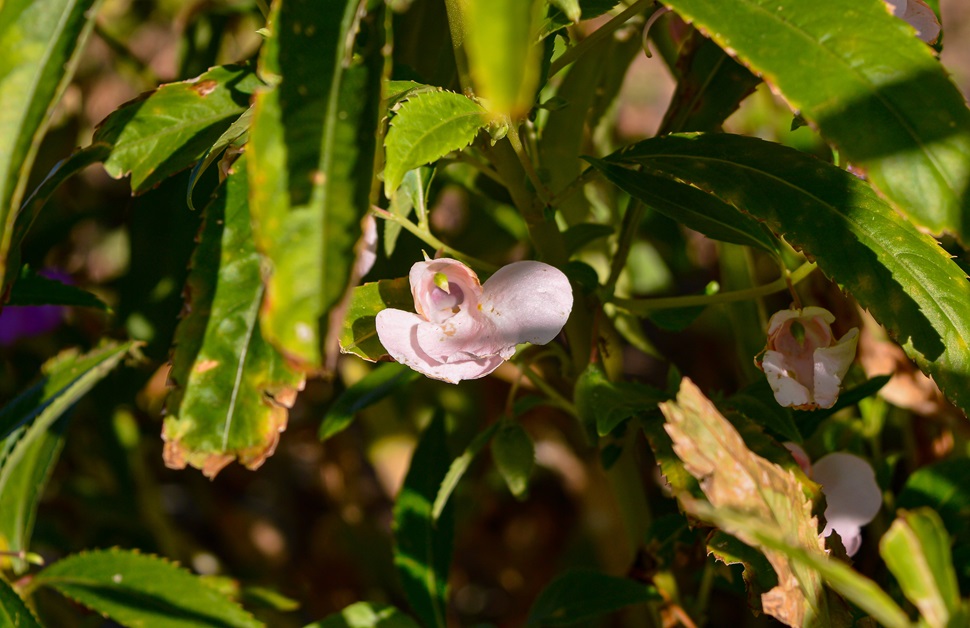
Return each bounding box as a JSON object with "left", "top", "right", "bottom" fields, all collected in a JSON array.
[{"left": 2, "top": 0, "right": 970, "bottom": 626}]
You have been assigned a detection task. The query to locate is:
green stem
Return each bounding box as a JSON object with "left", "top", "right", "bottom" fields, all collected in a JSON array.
[
  {"left": 610, "top": 261, "right": 817, "bottom": 314},
  {"left": 371, "top": 208, "right": 499, "bottom": 273},
  {"left": 548, "top": 0, "right": 656, "bottom": 79},
  {"left": 604, "top": 200, "right": 645, "bottom": 298},
  {"left": 507, "top": 123, "right": 553, "bottom": 206},
  {"left": 520, "top": 365, "right": 579, "bottom": 418}
]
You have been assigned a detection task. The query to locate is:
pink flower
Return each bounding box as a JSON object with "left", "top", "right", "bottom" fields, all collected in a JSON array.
[
  {"left": 375, "top": 258, "right": 573, "bottom": 383},
  {"left": 884, "top": 0, "right": 941, "bottom": 44},
  {"left": 758, "top": 307, "right": 859, "bottom": 410},
  {"left": 786, "top": 444, "right": 882, "bottom": 557}
]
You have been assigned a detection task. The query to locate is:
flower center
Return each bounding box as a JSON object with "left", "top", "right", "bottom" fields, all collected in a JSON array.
[{"left": 429, "top": 284, "right": 464, "bottom": 317}]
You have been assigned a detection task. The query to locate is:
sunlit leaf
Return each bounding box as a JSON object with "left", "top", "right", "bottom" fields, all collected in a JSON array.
[
  {"left": 0, "top": 579, "right": 40, "bottom": 628},
  {"left": 548, "top": 0, "right": 582, "bottom": 23},
  {"left": 385, "top": 168, "right": 432, "bottom": 257},
  {"left": 320, "top": 362, "right": 419, "bottom": 442},
  {"left": 393, "top": 412, "right": 453, "bottom": 628},
  {"left": 0, "top": 0, "right": 100, "bottom": 282},
  {"left": 32, "top": 548, "right": 261, "bottom": 628},
  {"left": 384, "top": 91, "right": 486, "bottom": 195},
  {"left": 186, "top": 105, "right": 254, "bottom": 210},
  {"left": 164, "top": 155, "right": 304, "bottom": 479},
  {"left": 492, "top": 419, "right": 535, "bottom": 499},
  {"left": 661, "top": 0, "right": 970, "bottom": 239},
  {"left": 94, "top": 64, "right": 259, "bottom": 193},
  {"left": 249, "top": 0, "right": 383, "bottom": 369},
  {"left": 305, "top": 602, "right": 420, "bottom": 628},
  {"left": 606, "top": 132, "right": 970, "bottom": 417},
  {"left": 338, "top": 277, "right": 413, "bottom": 362},
  {"left": 526, "top": 570, "right": 660, "bottom": 626}
]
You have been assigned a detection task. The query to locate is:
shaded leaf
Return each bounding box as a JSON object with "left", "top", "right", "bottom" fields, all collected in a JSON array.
[
  {"left": 661, "top": 0, "right": 970, "bottom": 239},
  {"left": 338, "top": 277, "right": 414, "bottom": 362},
  {"left": 163, "top": 155, "right": 304, "bottom": 479},
  {"left": 0, "top": 0, "right": 100, "bottom": 281},
  {"left": 33, "top": 548, "right": 261, "bottom": 628},
  {"left": 432, "top": 422, "right": 500, "bottom": 521},
  {"left": 7, "top": 266, "right": 108, "bottom": 310},
  {"left": 539, "top": 0, "right": 620, "bottom": 39},
  {"left": 94, "top": 64, "right": 258, "bottom": 193},
  {"left": 562, "top": 223, "right": 614, "bottom": 255},
  {"left": 606, "top": 132, "right": 970, "bottom": 417},
  {"left": 186, "top": 105, "right": 254, "bottom": 210},
  {"left": 384, "top": 91, "right": 486, "bottom": 195},
  {"left": 897, "top": 458, "right": 970, "bottom": 538},
  {"left": 708, "top": 531, "right": 778, "bottom": 610},
  {"left": 0, "top": 579, "right": 40, "bottom": 628},
  {"left": 575, "top": 363, "right": 667, "bottom": 438},
  {"left": 249, "top": 0, "right": 383, "bottom": 369},
  {"left": 793, "top": 375, "right": 891, "bottom": 439},
  {"left": 320, "top": 363, "right": 419, "bottom": 442},
  {"left": 526, "top": 570, "right": 660, "bottom": 626},
  {"left": 393, "top": 412, "right": 453, "bottom": 628},
  {"left": 305, "top": 602, "right": 420, "bottom": 628},
  {"left": 492, "top": 419, "right": 535, "bottom": 499}
]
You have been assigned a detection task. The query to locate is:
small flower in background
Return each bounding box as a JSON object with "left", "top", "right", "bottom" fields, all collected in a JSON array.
[
  {"left": 884, "top": 0, "right": 941, "bottom": 44},
  {"left": 757, "top": 306, "right": 859, "bottom": 410},
  {"left": 786, "top": 444, "right": 882, "bottom": 557},
  {"left": 375, "top": 258, "right": 573, "bottom": 383}
]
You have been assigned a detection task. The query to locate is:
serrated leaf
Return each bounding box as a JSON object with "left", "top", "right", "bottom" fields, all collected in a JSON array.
[
  {"left": 661, "top": 0, "right": 970, "bottom": 239},
  {"left": 547, "top": 0, "right": 582, "bottom": 23},
  {"left": 320, "top": 362, "right": 419, "bottom": 442},
  {"left": 0, "top": 579, "right": 40, "bottom": 628},
  {"left": 7, "top": 266, "right": 108, "bottom": 310},
  {"left": 393, "top": 412, "right": 453, "bottom": 628},
  {"left": 707, "top": 531, "right": 778, "bottom": 609},
  {"left": 383, "top": 91, "right": 486, "bottom": 195},
  {"left": 660, "top": 378, "right": 830, "bottom": 626},
  {"left": 606, "top": 132, "right": 970, "bottom": 417},
  {"left": 897, "top": 458, "right": 970, "bottom": 539},
  {"left": 640, "top": 415, "right": 701, "bottom": 498},
  {"left": 0, "top": 0, "right": 100, "bottom": 282},
  {"left": 163, "top": 155, "right": 304, "bottom": 479},
  {"left": 432, "top": 422, "right": 499, "bottom": 521},
  {"left": 249, "top": 0, "right": 383, "bottom": 369},
  {"left": 539, "top": 0, "right": 620, "bottom": 39},
  {"left": 880, "top": 508, "right": 961, "bottom": 628},
  {"left": 526, "top": 570, "right": 660, "bottom": 626},
  {"left": 575, "top": 363, "right": 667, "bottom": 438},
  {"left": 94, "top": 64, "right": 258, "bottom": 193},
  {"left": 492, "top": 420, "right": 535, "bottom": 499},
  {"left": 338, "top": 277, "right": 414, "bottom": 361},
  {"left": 305, "top": 602, "right": 421, "bottom": 628},
  {"left": 32, "top": 548, "right": 261, "bottom": 628}
]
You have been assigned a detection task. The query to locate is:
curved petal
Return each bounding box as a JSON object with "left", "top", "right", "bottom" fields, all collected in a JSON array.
[
  {"left": 375, "top": 308, "right": 504, "bottom": 383},
  {"left": 813, "top": 452, "right": 882, "bottom": 556},
  {"left": 812, "top": 328, "right": 860, "bottom": 408},
  {"left": 824, "top": 525, "right": 864, "bottom": 557},
  {"left": 762, "top": 349, "right": 812, "bottom": 408},
  {"left": 766, "top": 306, "right": 834, "bottom": 336},
  {"left": 903, "top": 0, "right": 941, "bottom": 44},
  {"left": 410, "top": 258, "right": 482, "bottom": 324}
]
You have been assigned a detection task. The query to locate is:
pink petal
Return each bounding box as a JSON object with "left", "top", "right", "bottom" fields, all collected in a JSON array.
[
  {"left": 762, "top": 349, "right": 812, "bottom": 408},
  {"left": 813, "top": 452, "right": 882, "bottom": 556},
  {"left": 354, "top": 214, "right": 378, "bottom": 279},
  {"left": 375, "top": 309, "right": 504, "bottom": 383},
  {"left": 812, "top": 328, "right": 860, "bottom": 409},
  {"left": 410, "top": 258, "right": 482, "bottom": 324},
  {"left": 766, "top": 306, "right": 834, "bottom": 336}
]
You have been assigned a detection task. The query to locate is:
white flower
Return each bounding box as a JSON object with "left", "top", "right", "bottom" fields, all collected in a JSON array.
[{"left": 758, "top": 307, "right": 859, "bottom": 410}]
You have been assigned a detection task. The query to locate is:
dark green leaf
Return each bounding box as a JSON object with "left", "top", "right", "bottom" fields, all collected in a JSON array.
[
  {"left": 708, "top": 531, "right": 778, "bottom": 600},
  {"left": 562, "top": 223, "right": 614, "bottom": 255},
  {"left": 793, "top": 375, "right": 891, "bottom": 438},
  {"left": 662, "top": 0, "right": 970, "bottom": 239},
  {"left": 0, "top": 579, "right": 40, "bottom": 628},
  {"left": 164, "top": 155, "right": 304, "bottom": 479},
  {"left": 897, "top": 458, "right": 970, "bottom": 538},
  {"left": 338, "top": 277, "right": 414, "bottom": 362},
  {"left": 305, "top": 602, "right": 420, "bottom": 628},
  {"left": 727, "top": 382, "right": 802, "bottom": 444},
  {"left": 384, "top": 91, "right": 486, "bottom": 195},
  {"left": 606, "top": 133, "right": 970, "bottom": 417},
  {"left": 94, "top": 64, "right": 258, "bottom": 193},
  {"left": 526, "top": 570, "right": 660, "bottom": 626},
  {"left": 249, "top": 0, "right": 383, "bottom": 369},
  {"left": 393, "top": 412, "right": 453, "bottom": 628},
  {"left": 0, "top": 0, "right": 100, "bottom": 281},
  {"left": 321, "top": 363, "right": 419, "bottom": 442},
  {"left": 492, "top": 420, "right": 535, "bottom": 499},
  {"left": 7, "top": 266, "right": 108, "bottom": 310},
  {"left": 432, "top": 422, "right": 500, "bottom": 521},
  {"left": 539, "top": 0, "right": 620, "bottom": 39},
  {"left": 186, "top": 105, "right": 253, "bottom": 210},
  {"left": 33, "top": 548, "right": 261, "bottom": 628},
  {"left": 575, "top": 363, "right": 666, "bottom": 438}
]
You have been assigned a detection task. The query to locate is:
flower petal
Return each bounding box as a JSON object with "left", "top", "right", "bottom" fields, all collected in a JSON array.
[
  {"left": 375, "top": 308, "right": 504, "bottom": 383},
  {"left": 766, "top": 306, "right": 834, "bottom": 336},
  {"left": 410, "top": 258, "right": 482, "bottom": 324},
  {"left": 762, "top": 349, "right": 813, "bottom": 408},
  {"left": 812, "top": 328, "right": 860, "bottom": 409},
  {"left": 813, "top": 452, "right": 881, "bottom": 556}
]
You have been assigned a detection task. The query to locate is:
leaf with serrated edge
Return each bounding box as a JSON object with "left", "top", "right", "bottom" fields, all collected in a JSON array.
[
  {"left": 0, "top": 0, "right": 100, "bottom": 282},
  {"left": 384, "top": 90, "right": 486, "bottom": 195},
  {"left": 607, "top": 132, "right": 970, "bottom": 418},
  {"left": 33, "top": 548, "right": 261, "bottom": 628},
  {"left": 660, "top": 378, "right": 829, "bottom": 627},
  {"left": 164, "top": 155, "right": 304, "bottom": 479},
  {"left": 338, "top": 277, "right": 414, "bottom": 362},
  {"left": 94, "top": 64, "right": 258, "bottom": 193},
  {"left": 661, "top": 0, "right": 970, "bottom": 239},
  {"left": 249, "top": 0, "right": 382, "bottom": 370},
  {"left": 0, "top": 578, "right": 40, "bottom": 628}
]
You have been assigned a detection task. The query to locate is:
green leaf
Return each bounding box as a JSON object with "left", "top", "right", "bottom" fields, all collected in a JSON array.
[
  {"left": 393, "top": 412, "right": 453, "bottom": 628},
  {"left": 338, "top": 277, "right": 414, "bottom": 362},
  {"left": 547, "top": 0, "right": 581, "bottom": 23},
  {"left": 320, "top": 363, "right": 419, "bottom": 442},
  {"left": 707, "top": 531, "right": 778, "bottom": 605},
  {"left": 526, "top": 570, "right": 660, "bottom": 626},
  {"left": 249, "top": 0, "right": 383, "bottom": 369},
  {"left": 726, "top": 382, "right": 802, "bottom": 444},
  {"left": 383, "top": 91, "right": 486, "bottom": 195},
  {"left": 539, "top": 0, "right": 620, "bottom": 39},
  {"left": 163, "top": 155, "right": 304, "bottom": 479},
  {"left": 0, "top": 579, "right": 40, "bottom": 628},
  {"left": 94, "top": 64, "right": 258, "bottom": 193},
  {"left": 492, "top": 419, "right": 535, "bottom": 499},
  {"left": 658, "top": 32, "right": 760, "bottom": 134},
  {"left": 585, "top": 157, "right": 778, "bottom": 255},
  {"left": 432, "top": 422, "right": 499, "bottom": 521},
  {"left": 575, "top": 363, "right": 667, "bottom": 438},
  {"left": 606, "top": 132, "right": 970, "bottom": 417},
  {"left": 0, "top": 0, "right": 100, "bottom": 282},
  {"left": 7, "top": 266, "right": 108, "bottom": 310},
  {"left": 305, "top": 602, "right": 420, "bottom": 628},
  {"left": 880, "top": 508, "right": 961, "bottom": 628},
  {"left": 385, "top": 167, "right": 433, "bottom": 258},
  {"left": 186, "top": 105, "right": 253, "bottom": 210},
  {"left": 562, "top": 223, "right": 614, "bottom": 255},
  {"left": 897, "top": 458, "right": 970, "bottom": 538},
  {"left": 33, "top": 548, "right": 261, "bottom": 628},
  {"left": 0, "top": 341, "right": 134, "bottom": 573},
  {"left": 793, "top": 375, "right": 891, "bottom": 438},
  {"left": 661, "top": 0, "right": 970, "bottom": 239}
]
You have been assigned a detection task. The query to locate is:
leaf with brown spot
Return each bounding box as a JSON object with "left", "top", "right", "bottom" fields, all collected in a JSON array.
[{"left": 164, "top": 153, "right": 304, "bottom": 479}]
